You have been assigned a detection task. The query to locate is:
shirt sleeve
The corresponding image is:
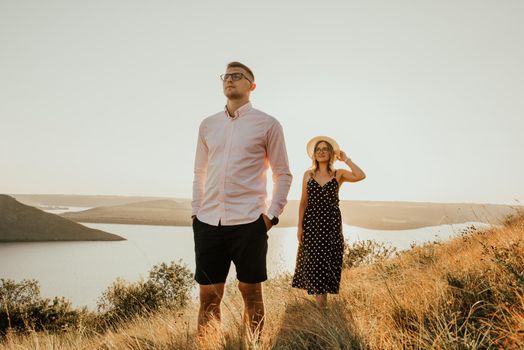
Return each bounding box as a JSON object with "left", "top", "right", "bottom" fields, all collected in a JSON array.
[
  {"left": 266, "top": 119, "right": 293, "bottom": 217},
  {"left": 192, "top": 122, "right": 208, "bottom": 216}
]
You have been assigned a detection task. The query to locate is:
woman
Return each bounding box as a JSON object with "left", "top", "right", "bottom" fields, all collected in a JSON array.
[{"left": 291, "top": 136, "right": 366, "bottom": 308}]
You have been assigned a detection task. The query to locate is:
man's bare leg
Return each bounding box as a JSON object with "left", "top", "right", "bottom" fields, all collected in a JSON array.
[
  {"left": 238, "top": 282, "right": 265, "bottom": 335},
  {"left": 198, "top": 283, "right": 225, "bottom": 334}
]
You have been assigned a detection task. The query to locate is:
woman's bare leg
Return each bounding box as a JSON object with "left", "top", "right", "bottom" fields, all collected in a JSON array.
[{"left": 314, "top": 293, "right": 327, "bottom": 308}]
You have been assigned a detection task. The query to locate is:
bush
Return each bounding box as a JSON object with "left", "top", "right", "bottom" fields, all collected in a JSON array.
[
  {"left": 148, "top": 261, "right": 194, "bottom": 306},
  {"left": 0, "top": 261, "right": 195, "bottom": 335},
  {"left": 97, "top": 260, "right": 194, "bottom": 327},
  {"left": 0, "top": 278, "right": 87, "bottom": 336},
  {"left": 343, "top": 239, "right": 397, "bottom": 269}
]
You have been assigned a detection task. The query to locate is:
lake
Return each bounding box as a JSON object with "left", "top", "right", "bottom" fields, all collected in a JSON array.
[{"left": 0, "top": 218, "right": 490, "bottom": 309}]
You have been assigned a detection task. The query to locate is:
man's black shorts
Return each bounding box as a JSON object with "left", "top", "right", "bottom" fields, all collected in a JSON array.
[{"left": 193, "top": 214, "right": 268, "bottom": 285}]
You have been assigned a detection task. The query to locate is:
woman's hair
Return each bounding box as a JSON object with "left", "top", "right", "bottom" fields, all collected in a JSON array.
[{"left": 310, "top": 140, "right": 335, "bottom": 175}]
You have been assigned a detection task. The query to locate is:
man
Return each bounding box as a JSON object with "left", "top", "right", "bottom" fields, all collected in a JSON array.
[{"left": 191, "top": 61, "right": 292, "bottom": 335}]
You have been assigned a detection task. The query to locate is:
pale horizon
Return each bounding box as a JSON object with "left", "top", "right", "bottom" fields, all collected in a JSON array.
[{"left": 1, "top": 0, "right": 523, "bottom": 206}]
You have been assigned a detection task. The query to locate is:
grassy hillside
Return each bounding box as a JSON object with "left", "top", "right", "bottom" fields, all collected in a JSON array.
[
  {"left": 2, "top": 213, "right": 522, "bottom": 349},
  {"left": 0, "top": 195, "right": 124, "bottom": 242}
]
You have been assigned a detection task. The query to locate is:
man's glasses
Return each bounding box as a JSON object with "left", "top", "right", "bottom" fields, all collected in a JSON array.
[
  {"left": 220, "top": 72, "right": 253, "bottom": 83},
  {"left": 315, "top": 147, "right": 330, "bottom": 153}
]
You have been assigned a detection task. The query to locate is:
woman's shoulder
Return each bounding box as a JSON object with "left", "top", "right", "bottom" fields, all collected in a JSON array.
[{"left": 303, "top": 169, "right": 314, "bottom": 179}]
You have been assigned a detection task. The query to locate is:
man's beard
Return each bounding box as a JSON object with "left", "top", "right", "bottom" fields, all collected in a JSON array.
[{"left": 225, "top": 91, "right": 244, "bottom": 100}]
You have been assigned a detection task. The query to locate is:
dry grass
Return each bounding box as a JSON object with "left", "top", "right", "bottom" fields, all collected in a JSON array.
[
  {"left": 339, "top": 216, "right": 524, "bottom": 349},
  {"left": 2, "top": 215, "right": 523, "bottom": 349}
]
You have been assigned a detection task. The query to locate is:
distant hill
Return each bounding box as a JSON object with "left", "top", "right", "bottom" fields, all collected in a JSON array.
[
  {"left": 59, "top": 196, "right": 523, "bottom": 230},
  {"left": 281, "top": 200, "right": 521, "bottom": 229},
  {"left": 335, "top": 200, "right": 521, "bottom": 229},
  {"left": 11, "top": 194, "right": 169, "bottom": 208},
  {"left": 0, "top": 195, "right": 125, "bottom": 242},
  {"left": 62, "top": 199, "right": 191, "bottom": 226}
]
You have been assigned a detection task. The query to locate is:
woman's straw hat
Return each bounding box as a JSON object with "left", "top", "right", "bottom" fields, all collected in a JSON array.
[{"left": 306, "top": 136, "right": 340, "bottom": 159}]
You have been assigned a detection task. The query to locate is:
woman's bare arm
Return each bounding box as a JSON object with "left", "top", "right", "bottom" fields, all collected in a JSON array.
[
  {"left": 337, "top": 150, "right": 366, "bottom": 183},
  {"left": 297, "top": 170, "right": 310, "bottom": 243}
]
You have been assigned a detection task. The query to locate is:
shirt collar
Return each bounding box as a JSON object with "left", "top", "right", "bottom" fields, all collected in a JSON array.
[{"left": 224, "top": 102, "right": 252, "bottom": 120}]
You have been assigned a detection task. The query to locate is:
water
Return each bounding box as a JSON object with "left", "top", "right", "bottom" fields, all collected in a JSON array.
[
  {"left": 42, "top": 206, "right": 92, "bottom": 214},
  {"left": 0, "top": 219, "right": 490, "bottom": 309}
]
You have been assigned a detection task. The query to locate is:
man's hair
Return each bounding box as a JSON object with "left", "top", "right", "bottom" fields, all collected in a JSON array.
[{"left": 227, "top": 61, "right": 255, "bottom": 82}]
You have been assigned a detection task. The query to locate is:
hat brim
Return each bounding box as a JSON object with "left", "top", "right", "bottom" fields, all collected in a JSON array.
[{"left": 306, "top": 136, "right": 340, "bottom": 159}]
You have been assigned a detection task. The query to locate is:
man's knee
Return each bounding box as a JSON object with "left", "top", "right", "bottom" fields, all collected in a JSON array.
[
  {"left": 199, "top": 284, "right": 224, "bottom": 308},
  {"left": 238, "top": 282, "right": 263, "bottom": 302}
]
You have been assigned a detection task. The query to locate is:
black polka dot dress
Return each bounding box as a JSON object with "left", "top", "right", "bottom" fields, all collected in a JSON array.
[{"left": 292, "top": 172, "right": 344, "bottom": 295}]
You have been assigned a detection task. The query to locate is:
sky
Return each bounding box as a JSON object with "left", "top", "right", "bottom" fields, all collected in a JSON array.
[{"left": 1, "top": 0, "right": 523, "bottom": 205}]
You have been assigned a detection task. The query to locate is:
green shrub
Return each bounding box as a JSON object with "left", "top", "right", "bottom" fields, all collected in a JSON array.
[
  {"left": 148, "top": 261, "right": 194, "bottom": 306},
  {"left": 0, "top": 278, "right": 87, "bottom": 336},
  {"left": 1, "top": 261, "right": 195, "bottom": 335},
  {"left": 96, "top": 260, "right": 194, "bottom": 327}
]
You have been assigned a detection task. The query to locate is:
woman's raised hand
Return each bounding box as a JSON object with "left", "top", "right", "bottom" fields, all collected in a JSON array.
[{"left": 337, "top": 150, "right": 348, "bottom": 162}]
